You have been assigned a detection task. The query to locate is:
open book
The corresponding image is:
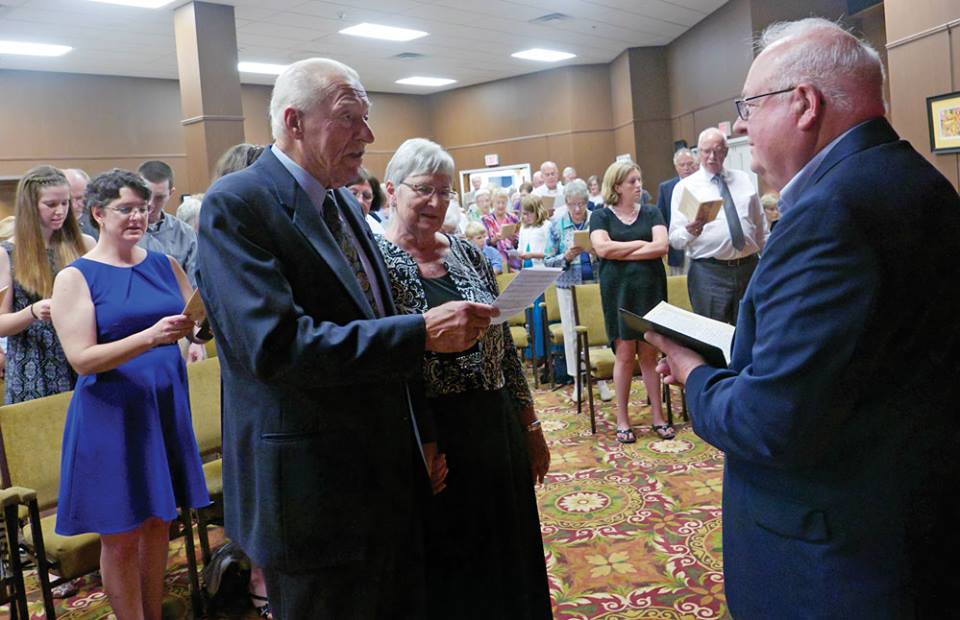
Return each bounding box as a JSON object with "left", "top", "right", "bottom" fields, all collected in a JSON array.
[
  {"left": 573, "top": 230, "right": 592, "bottom": 251},
  {"left": 182, "top": 289, "right": 207, "bottom": 323},
  {"left": 677, "top": 186, "right": 722, "bottom": 224},
  {"left": 620, "top": 301, "right": 734, "bottom": 368}
]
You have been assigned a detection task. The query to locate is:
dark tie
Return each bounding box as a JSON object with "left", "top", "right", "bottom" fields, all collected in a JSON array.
[
  {"left": 321, "top": 191, "right": 380, "bottom": 317},
  {"left": 712, "top": 173, "right": 745, "bottom": 251}
]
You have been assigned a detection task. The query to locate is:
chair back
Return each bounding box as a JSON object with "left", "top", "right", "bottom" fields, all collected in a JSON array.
[
  {"left": 571, "top": 283, "right": 609, "bottom": 347},
  {"left": 495, "top": 272, "right": 527, "bottom": 326},
  {"left": 188, "top": 357, "right": 222, "bottom": 457},
  {"left": 543, "top": 284, "right": 560, "bottom": 322},
  {"left": 667, "top": 275, "right": 692, "bottom": 312},
  {"left": 0, "top": 391, "right": 73, "bottom": 512}
]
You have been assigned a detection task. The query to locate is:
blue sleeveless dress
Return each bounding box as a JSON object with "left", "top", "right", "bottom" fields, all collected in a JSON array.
[{"left": 56, "top": 251, "right": 210, "bottom": 536}]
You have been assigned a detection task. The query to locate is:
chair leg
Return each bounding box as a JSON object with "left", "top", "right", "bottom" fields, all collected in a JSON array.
[
  {"left": 575, "top": 336, "right": 583, "bottom": 415},
  {"left": 4, "top": 504, "right": 28, "bottom": 620},
  {"left": 681, "top": 387, "right": 689, "bottom": 421},
  {"left": 178, "top": 510, "right": 204, "bottom": 617},
  {"left": 582, "top": 346, "right": 596, "bottom": 434},
  {"left": 195, "top": 507, "right": 212, "bottom": 566},
  {"left": 26, "top": 500, "right": 56, "bottom": 620}
]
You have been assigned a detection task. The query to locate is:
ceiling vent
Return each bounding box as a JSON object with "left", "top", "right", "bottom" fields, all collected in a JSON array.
[
  {"left": 530, "top": 12, "right": 571, "bottom": 24},
  {"left": 393, "top": 52, "right": 425, "bottom": 59}
]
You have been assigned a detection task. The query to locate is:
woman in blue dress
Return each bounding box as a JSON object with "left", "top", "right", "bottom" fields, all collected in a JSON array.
[{"left": 51, "top": 169, "right": 210, "bottom": 619}]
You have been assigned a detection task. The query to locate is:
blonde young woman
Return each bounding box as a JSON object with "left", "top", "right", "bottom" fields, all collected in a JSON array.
[
  {"left": 589, "top": 161, "right": 672, "bottom": 442},
  {"left": 0, "top": 166, "right": 94, "bottom": 403}
]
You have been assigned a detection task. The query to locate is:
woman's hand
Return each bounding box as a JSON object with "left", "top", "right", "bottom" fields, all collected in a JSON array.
[
  {"left": 526, "top": 427, "right": 550, "bottom": 484},
  {"left": 423, "top": 442, "right": 448, "bottom": 494},
  {"left": 563, "top": 246, "right": 583, "bottom": 262},
  {"left": 148, "top": 314, "right": 195, "bottom": 346},
  {"left": 31, "top": 299, "right": 53, "bottom": 322}
]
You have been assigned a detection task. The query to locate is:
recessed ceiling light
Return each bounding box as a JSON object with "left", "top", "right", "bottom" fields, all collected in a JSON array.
[
  {"left": 511, "top": 48, "right": 576, "bottom": 62},
  {"left": 396, "top": 76, "right": 456, "bottom": 87},
  {"left": 0, "top": 40, "right": 72, "bottom": 57},
  {"left": 238, "top": 62, "right": 289, "bottom": 75},
  {"left": 86, "top": 0, "right": 175, "bottom": 7},
  {"left": 339, "top": 23, "right": 428, "bottom": 42}
]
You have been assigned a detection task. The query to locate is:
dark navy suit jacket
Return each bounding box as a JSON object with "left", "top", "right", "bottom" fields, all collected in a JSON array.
[
  {"left": 685, "top": 118, "right": 960, "bottom": 618},
  {"left": 196, "top": 147, "right": 430, "bottom": 572},
  {"left": 656, "top": 176, "right": 685, "bottom": 267}
]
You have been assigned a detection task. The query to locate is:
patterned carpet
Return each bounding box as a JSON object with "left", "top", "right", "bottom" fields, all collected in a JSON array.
[{"left": 5, "top": 377, "right": 729, "bottom": 619}]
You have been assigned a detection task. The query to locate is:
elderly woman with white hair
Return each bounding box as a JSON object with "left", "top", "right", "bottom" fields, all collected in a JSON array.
[
  {"left": 377, "top": 138, "right": 551, "bottom": 620},
  {"left": 543, "top": 179, "right": 612, "bottom": 400}
]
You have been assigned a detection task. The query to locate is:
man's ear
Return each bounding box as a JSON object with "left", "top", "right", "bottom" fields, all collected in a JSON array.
[
  {"left": 795, "top": 83, "right": 824, "bottom": 131},
  {"left": 284, "top": 108, "right": 302, "bottom": 138}
]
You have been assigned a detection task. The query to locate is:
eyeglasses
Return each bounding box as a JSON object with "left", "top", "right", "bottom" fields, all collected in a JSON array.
[
  {"left": 400, "top": 182, "right": 456, "bottom": 202},
  {"left": 734, "top": 86, "right": 796, "bottom": 121},
  {"left": 106, "top": 205, "right": 149, "bottom": 216},
  {"left": 351, "top": 190, "right": 374, "bottom": 201}
]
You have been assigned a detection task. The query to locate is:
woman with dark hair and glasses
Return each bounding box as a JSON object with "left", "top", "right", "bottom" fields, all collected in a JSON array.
[
  {"left": 377, "top": 138, "right": 551, "bottom": 619},
  {"left": 51, "top": 168, "right": 210, "bottom": 619}
]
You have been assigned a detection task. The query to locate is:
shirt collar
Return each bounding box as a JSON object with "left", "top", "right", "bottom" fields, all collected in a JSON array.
[
  {"left": 778, "top": 120, "right": 867, "bottom": 214},
  {"left": 147, "top": 211, "right": 165, "bottom": 232},
  {"left": 271, "top": 144, "right": 329, "bottom": 209}
]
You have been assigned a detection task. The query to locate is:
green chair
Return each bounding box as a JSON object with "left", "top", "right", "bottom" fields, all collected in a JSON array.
[
  {"left": 570, "top": 283, "right": 615, "bottom": 434},
  {"left": 538, "top": 284, "right": 565, "bottom": 388},
  {"left": 187, "top": 357, "right": 223, "bottom": 567}
]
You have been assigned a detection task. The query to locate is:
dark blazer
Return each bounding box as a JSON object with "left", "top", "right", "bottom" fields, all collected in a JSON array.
[
  {"left": 196, "top": 147, "right": 430, "bottom": 572},
  {"left": 655, "top": 176, "right": 685, "bottom": 267},
  {"left": 685, "top": 118, "right": 960, "bottom": 618}
]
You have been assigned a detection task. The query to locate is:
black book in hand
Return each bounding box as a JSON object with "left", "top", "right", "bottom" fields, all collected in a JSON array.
[{"left": 620, "top": 302, "right": 734, "bottom": 368}]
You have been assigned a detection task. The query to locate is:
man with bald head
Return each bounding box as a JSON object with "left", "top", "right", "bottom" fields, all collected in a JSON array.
[
  {"left": 63, "top": 168, "right": 98, "bottom": 238},
  {"left": 197, "top": 57, "right": 495, "bottom": 617},
  {"left": 669, "top": 127, "right": 767, "bottom": 324},
  {"left": 647, "top": 18, "right": 960, "bottom": 617},
  {"left": 533, "top": 160, "right": 566, "bottom": 219}
]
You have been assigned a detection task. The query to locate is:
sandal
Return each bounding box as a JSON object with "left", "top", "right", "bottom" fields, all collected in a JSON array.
[
  {"left": 251, "top": 593, "right": 273, "bottom": 619},
  {"left": 652, "top": 424, "right": 676, "bottom": 440},
  {"left": 615, "top": 428, "right": 636, "bottom": 444}
]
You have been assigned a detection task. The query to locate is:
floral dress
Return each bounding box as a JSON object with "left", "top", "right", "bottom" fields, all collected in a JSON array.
[
  {"left": 376, "top": 234, "right": 552, "bottom": 620},
  {"left": 2, "top": 242, "right": 76, "bottom": 404}
]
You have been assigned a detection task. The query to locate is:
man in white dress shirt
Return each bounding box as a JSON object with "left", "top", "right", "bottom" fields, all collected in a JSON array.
[
  {"left": 533, "top": 160, "right": 567, "bottom": 221},
  {"left": 669, "top": 128, "right": 768, "bottom": 324}
]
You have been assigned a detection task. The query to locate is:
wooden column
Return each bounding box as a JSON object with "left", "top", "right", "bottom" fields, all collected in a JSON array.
[{"left": 174, "top": 1, "right": 245, "bottom": 195}]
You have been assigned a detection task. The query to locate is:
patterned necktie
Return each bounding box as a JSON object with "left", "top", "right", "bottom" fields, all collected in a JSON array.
[
  {"left": 321, "top": 191, "right": 380, "bottom": 317},
  {"left": 712, "top": 173, "right": 746, "bottom": 251}
]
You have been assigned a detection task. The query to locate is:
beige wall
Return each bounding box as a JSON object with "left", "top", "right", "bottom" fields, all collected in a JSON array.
[{"left": 885, "top": 0, "right": 960, "bottom": 189}]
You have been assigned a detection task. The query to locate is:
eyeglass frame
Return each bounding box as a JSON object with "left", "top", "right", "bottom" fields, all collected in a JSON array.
[
  {"left": 103, "top": 204, "right": 150, "bottom": 217},
  {"left": 399, "top": 181, "right": 457, "bottom": 202},
  {"left": 734, "top": 86, "right": 796, "bottom": 121}
]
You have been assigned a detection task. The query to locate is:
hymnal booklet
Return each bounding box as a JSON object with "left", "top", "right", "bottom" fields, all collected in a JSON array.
[
  {"left": 620, "top": 301, "right": 734, "bottom": 368},
  {"left": 677, "top": 186, "right": 722, "bottom": 224}
]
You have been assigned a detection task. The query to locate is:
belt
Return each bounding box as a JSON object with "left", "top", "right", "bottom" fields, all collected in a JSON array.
[{"left": 693, "top": 254, "right": 758, "bottom": 267}]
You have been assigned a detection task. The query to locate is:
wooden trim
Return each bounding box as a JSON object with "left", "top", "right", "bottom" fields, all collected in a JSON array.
[
  {"left": 0, "top": 154, "right": 187, "bottom": 162},
  {"left": 181, "top": 114, "right": 245, "bottom": 126},
  {"left": 886, "top": 18, "right": 960, "bottom": 50}
]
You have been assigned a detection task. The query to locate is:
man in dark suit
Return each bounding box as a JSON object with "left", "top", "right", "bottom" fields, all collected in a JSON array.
[
  {"left": 196, "top": 58, "right": 495, "bottom": 618},
  {"left": 655, "top": 148, "right": 698, "bottom": 275},
  {"left": 647, "top": 18, "right": 960, "bottom": 618}
]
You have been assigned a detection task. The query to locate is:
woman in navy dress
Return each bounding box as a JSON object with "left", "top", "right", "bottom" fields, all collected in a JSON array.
[{"left": 51, "top": 169, "right": 209, "bottom": 619}]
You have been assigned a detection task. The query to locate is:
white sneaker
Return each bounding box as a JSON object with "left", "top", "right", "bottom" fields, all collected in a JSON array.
[{"left": 598, "top": 381, "right": 614, "bottom": 402}]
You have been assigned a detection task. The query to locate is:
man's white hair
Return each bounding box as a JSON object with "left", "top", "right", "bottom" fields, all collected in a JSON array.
[
  {"left": 540, "top": 161, "right": 558, "bottom": 173},
  {"left": 757, "top": 18, "right": 886, "bottom": 113},
  {"left": 269, "top": 57, "right": 365, "bottom": 141},
  {"left": 698, "top": 127, "right": 728, "bottom": 148},
  {"left": 672, "top": 148, "right": 695, "bottom": 165}
]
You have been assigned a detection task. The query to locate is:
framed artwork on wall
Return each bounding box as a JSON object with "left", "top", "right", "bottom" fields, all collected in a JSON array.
[
  {"left": 926, "top": 90, "right": 960, "bottom": 154},
  {"left": 458, "top": 163, "right": 532, "bottom": 203}
]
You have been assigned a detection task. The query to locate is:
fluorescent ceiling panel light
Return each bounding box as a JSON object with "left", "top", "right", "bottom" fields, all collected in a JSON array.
[
  {"left": 86, "top": 0, "right": 175, "bottom": 7},
  {"left": 511, "top": 48, "right": 576, "bottom": 62},
  {"left": 238, "top": 62, "right": 288, "bottom": 75},
  {"left": 0, "top": 40, "right": 72, "bottom": 57},
  {"left": 396, "top": 76, "right": 456, "bottom": 87},
  {"left": 339, "top": 23, "right": 428, "bottom": 42}
]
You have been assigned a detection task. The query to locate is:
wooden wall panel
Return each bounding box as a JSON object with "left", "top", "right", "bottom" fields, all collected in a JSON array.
[
  {"left": 241, "top": 84, "right": 273, "bottom": 147},
  {"left": 886, "top": 0, "right": 960, "bottom": 190}
]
